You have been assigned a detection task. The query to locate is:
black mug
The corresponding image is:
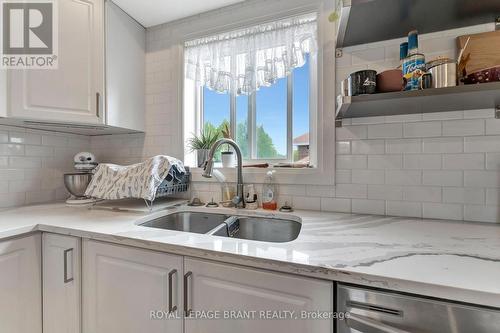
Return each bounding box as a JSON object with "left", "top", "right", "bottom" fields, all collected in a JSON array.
[{"left": 419, "top": 73, "right": 432, "bottom": 89}]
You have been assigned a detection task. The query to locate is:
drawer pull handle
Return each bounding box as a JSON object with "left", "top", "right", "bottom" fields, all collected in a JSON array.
[
  {"left": 168, "top": 269, "right": 177, "bottom": 313},
  {"left": 183, "top": 271, "right": 192, "bottom": 316},
  {"left": 63, "top": 248, "right": 74, "bottom": 283}
]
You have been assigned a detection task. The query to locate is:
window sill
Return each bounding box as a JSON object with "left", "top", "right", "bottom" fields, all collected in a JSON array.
[{"left": 189, "top": 166, "right": 334, "bottom": 185}]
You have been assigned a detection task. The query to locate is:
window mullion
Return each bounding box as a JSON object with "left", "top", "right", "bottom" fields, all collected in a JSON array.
[
  {"left": 230, "top": 56, "right": 236, "bottom": 139},
  {"left": 287, "top": 74, "right": 293, "bottom": 162},
  {"left": 249, "top": 92, "right": 256, "bottom": 159}
]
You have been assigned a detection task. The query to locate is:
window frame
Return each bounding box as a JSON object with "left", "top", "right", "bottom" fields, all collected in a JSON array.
[{"left": 199, "top": 55, "right": 317, "bottom": 165}]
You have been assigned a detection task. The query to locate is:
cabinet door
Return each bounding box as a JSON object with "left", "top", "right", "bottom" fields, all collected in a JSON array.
[
  {"left": 105, "top": 0, "right": 145, "bottom": 131},
  {"left": 8, "top": 0, "right": 104, "bottom": 124},
  {"left": 184, "top": 258, "right": 333, "bottom": 333},
  {"left": 0, "top": 234, "right": 42, "bottom": 333},
  {"left": 82, "top": 240, "right": 183, "bottom": 333},
  {"left": 42, "top": 233, "right": 81, "bottom": 333}
]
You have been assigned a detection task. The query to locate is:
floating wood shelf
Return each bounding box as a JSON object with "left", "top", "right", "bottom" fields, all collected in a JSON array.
[{"left": 336, "top": 82, "right": 500, "bottom": 119}]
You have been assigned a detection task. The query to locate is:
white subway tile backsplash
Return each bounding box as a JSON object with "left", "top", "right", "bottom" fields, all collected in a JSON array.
[
  {"left": 423, "top": 137, "right": 463, "bottom": 153},
  {"left": 292, "top": 196, "right": 321, "bottom": 211},
  {"left": 403, "top": 154, "right": 442, "bottom": 169},
  {"left": 320, "top": 197, "right": 351, "bottom": 213},
  {"left": 335, "top": 184, "right": 367, "bottom": 198},
  {"left": 306, "top": 185, "right": 335, "bottom": 198},
  {"left": 386, "top": 170, "right": 422, "bottom": 185},
  {"left": 403, "top": 186, "right": 442, "bottom": 203},
  {"left": 386, "top": 139, "right": 421, "bottom": 154},
  {"left": 0, "top": 131, "right": 8, "bottom": 143},
  {"left": 404, "top": 121, "right": 442, "bottom": 138},
  {"left": 368, "top": 123, "right": 403, "bottom": 139},
  {"left": 464, "top": 205, "right": 499, "bottom": 223},
  {"left": 336, "top": 125, "right": 367, "bottom": 140},
  {"left": 422, "top": 111, "right": 463, "bottom": 121},
  {"left": 9, "top": 132, "right": 41, "bottom": 145},
  {"left": 464, "top": 171, "right": 500, "bottom": 188},
  {"left": 0, "top": 193, "right": 25, "bottom": 208},
  {"left": 336, "top": 141, "right": 351, "bottom": 154},
  {"left": 464, "top": 136, "right": 500, "bottom": 152},
  {"left": 486, "top": 189, "right": 499, "bottom": 206},
  {"left": 443, "top": 188, "right": 485, "bottom": 205},
  {"left": 442, "top": 119, "right": 485, "bottom": 137},
  {"left": 25, "top": 145, "right": 55, "bottom": 157},
  {"left": 351, "top": 140, "right": 385, "bottom": 155},
  {"left": 423, "top": 170, "right": 463, "bottom": 186},
  {"left": 486, "top": 119, "right": 500, "bottom": 135},
  {"left": 352, "top": 170, "right": 385, "bottom": 184},
  {"left": 463, "top": 109, "right": 495, "bottom": 119},
  {"left": 335, "top": 169, "right": 351, "bottom": 183},
  {"left": 442, "top": 153, "right": 485, "bottom": 170},
  {"left": 352, "top": 199, "right": 385, "bottom": 215},
  {"left": 368, "top": 185, "right": 403, "bottom": 200},
  {"left": 386, "top": 201, "right": 422, "bottom": 218},
  {"left": 9, "top": 156, "right": 42, "bottom": 169},
  {"left": 368, "top": 155, "right": 403, "bottom": 169},
  {"left": 337, "top": 155, "right": 367, "bottom": 169},
  {"left": 0, "top": 144, "right": 24, "bottom": 156},
  {"left": 486, "top": 153, "right": 500, "bottom": 170},
  {"left": 423, "top": 203, "right": 463, "bottom": 220}
]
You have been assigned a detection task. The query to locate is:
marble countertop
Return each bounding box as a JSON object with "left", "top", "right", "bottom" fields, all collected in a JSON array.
[{"left": 1, "top": 202, "right": 499, "bottom": 308}]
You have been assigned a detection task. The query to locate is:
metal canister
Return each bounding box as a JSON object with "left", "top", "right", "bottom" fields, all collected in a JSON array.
[{"left": 427, "top": 58, "right": 457, "bottom": 88}]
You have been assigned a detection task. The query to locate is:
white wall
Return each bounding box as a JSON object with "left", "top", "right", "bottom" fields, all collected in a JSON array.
[{"left": 0, "top": 125, "right": 91, "bottom": 208}]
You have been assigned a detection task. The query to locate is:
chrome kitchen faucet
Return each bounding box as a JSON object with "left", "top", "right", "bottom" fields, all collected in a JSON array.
[{"left": 202, "top": 139, "right": 245, "bottom": 208}]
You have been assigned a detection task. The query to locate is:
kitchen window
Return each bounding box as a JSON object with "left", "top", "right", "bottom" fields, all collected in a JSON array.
[{"left": 183, "top": 13, "right": 317, "bottom": 166}]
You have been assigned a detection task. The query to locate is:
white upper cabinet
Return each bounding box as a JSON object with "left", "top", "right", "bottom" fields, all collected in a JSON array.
[
  {"left": 82, "top": 240, "right": 183, "bottom": 333},
  {"left": 106, "top": 0, "right": 146, "bottom": 132},
  {"left": 42, "top": 233, "right": 81, "bottom": 333},
  {"left": 8, "top": 0, "right": 105, "bottom": 125},
  {"left": 2, "top": 0, "right": 145, "bottom": 134},
  {"left": 0, "top": 235, "right": 42, "bottom": 333},
  {"left": 184, "top": 258, "right": 333, "bottom": 333}
]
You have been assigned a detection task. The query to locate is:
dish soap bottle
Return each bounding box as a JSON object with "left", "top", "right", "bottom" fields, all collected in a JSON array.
[{"left": 262, "top": 170, "right": 277, "bottom": 210}]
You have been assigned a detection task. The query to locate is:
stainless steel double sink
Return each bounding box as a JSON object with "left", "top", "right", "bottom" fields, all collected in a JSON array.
[{"left": 140, "top": 212, "right": 301, "bottom": 243}]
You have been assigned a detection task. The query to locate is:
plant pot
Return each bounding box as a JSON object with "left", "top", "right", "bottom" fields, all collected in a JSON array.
[
  {"left": 221, "top": 151, "right": 235, "bottom": 168},
  {"left": 196, "top": 149, "right": 210, "bottom": 168}
]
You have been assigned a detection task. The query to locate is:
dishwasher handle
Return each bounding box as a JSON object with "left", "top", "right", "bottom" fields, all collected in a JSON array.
[{"left": 346, "top": 313, "right": 411, "bottom": 333}]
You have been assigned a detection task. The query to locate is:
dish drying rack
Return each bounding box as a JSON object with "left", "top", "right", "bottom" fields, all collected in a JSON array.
[{"left": 144, "top": 167, "right": 191, "bottom": 210}]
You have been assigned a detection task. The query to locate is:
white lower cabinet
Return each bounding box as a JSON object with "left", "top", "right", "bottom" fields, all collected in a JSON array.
[
  {"left": 184, "top": 258, "right": 333, "bottom": 333},
  {"left": 0, "top": 234, "right": 42, "bottom": 333},
  {"left": 82, "top": 240, "right": 183, "bottom": 333},
  {"left": 42, "top": 233, "right": 81, "bottom": 333}
]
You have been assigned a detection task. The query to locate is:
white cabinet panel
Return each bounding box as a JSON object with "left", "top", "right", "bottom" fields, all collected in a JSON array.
[
  {"left": 43, "top": 233, "right": 81, "bottom": 333},
  {"left": 0, "top": 234, "right": 42, "bottom": 333},
  {"left": 8, "top": 0, "right": 104, "bottom": 124},
  {"left": 82, "top": 240, "right": 183, "bottom": 333},
  {"left": 106, "top": 0, "right": 145, "bottom": 132},
  {"left": 184, "top": 258, "right": 333, "bottom": 333}
]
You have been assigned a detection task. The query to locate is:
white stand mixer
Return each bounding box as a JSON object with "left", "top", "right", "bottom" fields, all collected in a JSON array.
[{"left": 64, "top": 152, "right": 99, "bottom": 205}]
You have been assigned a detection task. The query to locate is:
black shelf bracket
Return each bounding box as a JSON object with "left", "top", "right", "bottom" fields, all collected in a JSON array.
[{"left": 495, "top": 106, "right": 500, "bottom": 119}]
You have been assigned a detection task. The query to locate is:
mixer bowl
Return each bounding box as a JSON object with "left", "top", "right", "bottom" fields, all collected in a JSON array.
[{"left": 64, "top": 173, "right": 92, "bottom": 198}]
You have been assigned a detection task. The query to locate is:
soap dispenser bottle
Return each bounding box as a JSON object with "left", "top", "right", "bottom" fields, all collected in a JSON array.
[{"left": 262, "top": 170, "right": 277, "bottom": 210}]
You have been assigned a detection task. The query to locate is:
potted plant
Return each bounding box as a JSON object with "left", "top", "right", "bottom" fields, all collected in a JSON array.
[
  {"left": 187, "top": 126, "right": 221, "bottom": 167},
  {"left": 220, "top": 122, "right": 236, "bottom": 168}
]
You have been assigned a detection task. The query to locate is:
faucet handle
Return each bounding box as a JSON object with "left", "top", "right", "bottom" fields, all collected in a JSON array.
[{"left": 231, "top": 196, "right": 242, "bottom": 206}]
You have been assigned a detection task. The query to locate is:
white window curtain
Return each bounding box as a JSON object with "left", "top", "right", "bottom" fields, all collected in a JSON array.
[{"left": 184, "top": 13, "right": 317, "bottom": 95}]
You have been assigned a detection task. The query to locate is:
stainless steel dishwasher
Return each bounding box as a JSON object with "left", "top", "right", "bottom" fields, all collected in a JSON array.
[{"left": 337, "top": 284, "right": 500, "bottom": 333}]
